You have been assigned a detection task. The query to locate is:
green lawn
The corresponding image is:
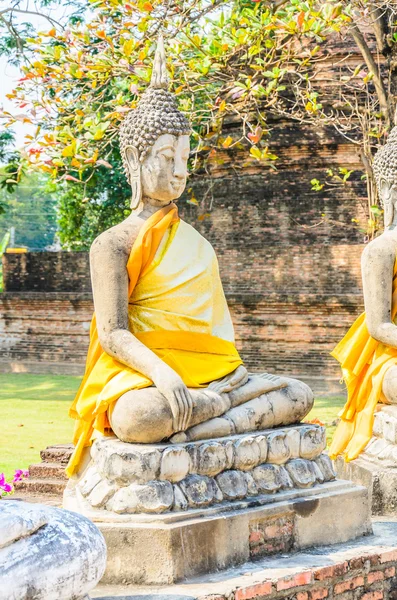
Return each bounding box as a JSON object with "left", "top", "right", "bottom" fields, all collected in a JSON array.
[
  {"left": 1, "top": 373, "right": 81, "bottom": 480},
  {"left": 1, "top": 373, "right": 347, "bottom": 481},
  {"left": 305, "top": 394, "right": 346, "bottom": 445}
]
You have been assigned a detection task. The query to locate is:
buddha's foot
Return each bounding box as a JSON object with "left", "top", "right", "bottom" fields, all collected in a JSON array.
[{"left": 170, "top": 376, "right": 313, "bottom": 443}]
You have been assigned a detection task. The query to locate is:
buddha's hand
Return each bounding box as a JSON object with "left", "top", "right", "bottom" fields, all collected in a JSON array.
[
  {"left": 208, "top": 365, "right": 249, "bottom": 394},
  {"left": 151, "top": 364, "right": 194, "bottom": 432}
]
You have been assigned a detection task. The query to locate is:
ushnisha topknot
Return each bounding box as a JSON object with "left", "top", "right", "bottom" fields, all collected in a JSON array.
[
  {"left": 373, "top": 110, "right": 397, "bottom": 191},
  {"left": 119, "top": 34, "right": 191, "bottom": 184}
]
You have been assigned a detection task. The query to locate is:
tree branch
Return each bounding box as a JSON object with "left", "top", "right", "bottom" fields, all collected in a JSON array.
[
  {"left": 370, "top": 6, "right": 390, "bottom": 54},
  {"left": 349, "top": 22, "right": 391, "bottom": 126},
  {"left": 0, "top": 7, "right": 63, "bottom": 30}
]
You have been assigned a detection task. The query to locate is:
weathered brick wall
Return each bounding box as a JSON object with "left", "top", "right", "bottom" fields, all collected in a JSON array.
[
  {"left": 3, "top": 252, "right": 91, "bottom": 292},
  {"left": 0, "top": 244, "right": 364, "bottom": 391}
]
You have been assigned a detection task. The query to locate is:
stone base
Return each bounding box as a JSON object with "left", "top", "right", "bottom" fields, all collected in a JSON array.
[
  {"left": 335, "top": 455, "right": 397, "bottom": 516},
  {"left": 66, "top": 479, "right": 371, "bottom": 585},
  {"left": 334, "top": 405, "right": 397, "bottom": 516},
  {"left": 91, "top": 519, "right": 397, "bottom": 600}
]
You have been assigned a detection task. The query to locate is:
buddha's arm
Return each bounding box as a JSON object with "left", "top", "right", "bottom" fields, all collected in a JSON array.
[
  {"left": 362, "top": 240, "right": 397, "bottom": 347},
  {"left": 90, "top": 228, "right": 193, "bottom": 431}
]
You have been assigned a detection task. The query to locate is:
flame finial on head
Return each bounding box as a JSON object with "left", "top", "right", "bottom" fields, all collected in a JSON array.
[{"left": 150, "top": 34, "right": 169, "bottom": 90}]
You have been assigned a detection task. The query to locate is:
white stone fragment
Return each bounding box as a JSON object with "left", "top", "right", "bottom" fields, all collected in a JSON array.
[
  {"left": 160, "top": 447, "right": 190, "bottom": 482},
  {"left": 87, "top": 479, "right": 115, "bottom": 508},
  {"left": 299, "top": 426, "right": 326, "bottom": 460},
  {"left": 216, "top": 470, "right": 248, "bottom": 500},
  {"left": 0, "top": 500, "right": 106, "bottom": 600},
  {"left": 92, "top": 437, "right": 161, "bottom": 484},
  {"left": 233, "top": 436, "right": 261, "bottom": 471},
  {"left": 285, "top": 459, "right": 317, "bottom": 488},
  {"left": 252, "top": 464, "right": 282, "bottom": 493},
  {"left": 197, "top": 442, "right": 228, "bottom": 476},
  {"left": 286, "top": 428, "right": 301, "bottom": 458},
  {"left": 111, "top": 481, "right": 174, "bottom": 514},
  {"left": 267, "top": 431, "right": 291, "bottom": 465},
  {"left": 79, "top": 465, "right": 102, "bottom": 497},
  {"left": 255, "top": 434, "right": 268, "bottom": 463},
  {"left": 224, "top": 440, "right": 235, "bottom": 469},
  {"left": 278, "top": 465, "right": 294, "bottom": 489},
  {"left": 314, "top": 454, "right": 336, "bottom": 481},
  {"left": 180, "top": 474, "right": 222, "bottom": 507},
  {"left": 244, "top": 472, "right": 259, "bottom": 495},
  {"left": 172, "top": 484, "right": 189, "bottom": 511}
]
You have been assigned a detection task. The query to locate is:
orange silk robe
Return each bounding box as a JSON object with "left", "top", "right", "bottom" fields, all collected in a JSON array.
[{"left": 66, "top": 203, "right": 242, "bottom": 476}]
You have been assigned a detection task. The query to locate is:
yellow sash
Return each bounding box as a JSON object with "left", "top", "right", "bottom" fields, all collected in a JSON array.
[
  {"left": 66, "top": 204, "right": 242, "bottom": 476},
  {"left": 329, "top": 259, "right": 397, "bottom": 461}
]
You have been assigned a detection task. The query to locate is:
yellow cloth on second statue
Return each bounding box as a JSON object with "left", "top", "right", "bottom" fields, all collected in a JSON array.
[
  {"left": 329, "top": 258, "right": 397, "bottom": 461},
  {"left": 66, "top": 204, "right": 242, "bottom": 477}
]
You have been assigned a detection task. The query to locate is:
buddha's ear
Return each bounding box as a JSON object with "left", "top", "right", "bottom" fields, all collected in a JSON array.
[{"left": 125, "top": 146, "right": 142, "bottom": 210}]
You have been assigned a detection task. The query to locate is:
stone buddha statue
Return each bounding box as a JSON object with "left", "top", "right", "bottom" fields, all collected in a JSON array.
[
  {"left": 66, "top": 36, "right": 313, "bottom": 478},
  {"left": 330, "top": 121, "right": 397, "bottom": 462}
]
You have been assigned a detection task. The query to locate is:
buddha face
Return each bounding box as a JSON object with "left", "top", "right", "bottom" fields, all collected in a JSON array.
[
  {"left": 379, "top": 178, "right": 397, "bottom": 228},
  {"left": 125, "top": 133, "right": 190, "bottom": 207}
]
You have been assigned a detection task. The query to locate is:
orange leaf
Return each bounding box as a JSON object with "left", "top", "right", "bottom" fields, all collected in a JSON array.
[
  {"left": 142, "top": 2, "right": 153, "bottom": 11},
  {"left": 64, "top": 174, "right": 81, "bottom": 182},
  {"left": 297, "top": 11, "right": 305, "bottom": 28},
  {"left": 97, "top": 159, "right": 113, "bottom": 168}
]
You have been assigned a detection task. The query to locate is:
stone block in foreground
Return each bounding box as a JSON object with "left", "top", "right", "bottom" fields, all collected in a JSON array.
[
  {"left": 91, "top": 519, "right": 397, "bottom": 600},
  {"left": 64, "top": 424, "right": 371, "bottom": 585},
  {"left": 0, "top": 500, "right": 106, "bottom": 600}
]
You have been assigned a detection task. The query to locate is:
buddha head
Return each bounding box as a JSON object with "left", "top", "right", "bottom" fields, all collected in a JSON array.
[
  {"left": 119, "top": 36, "right": 191, "bottom": 209},
  {"left": 373, "top": 124, "right": 397, "bottom": 228}
]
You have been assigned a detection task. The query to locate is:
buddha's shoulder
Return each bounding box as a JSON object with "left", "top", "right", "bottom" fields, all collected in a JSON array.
[
  {"left": 179, "top": 220, "right": 214, "bottom": 251},
  {"left": 90, "top": 215, "right": 143, "bottom": 260},
  {"left": 362, "top": 231, "right": 397, "bottom": 263}
]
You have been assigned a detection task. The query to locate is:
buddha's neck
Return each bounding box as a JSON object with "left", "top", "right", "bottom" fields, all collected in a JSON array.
[{"left": 134, "top": 197, "right": 174, "bottom": 221}]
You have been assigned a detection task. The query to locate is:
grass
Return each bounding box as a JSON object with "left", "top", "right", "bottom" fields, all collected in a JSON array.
[
  {"left": 1, "top": 373, "right": 347, "bottom": 481},
  {"left": 1, "top": 373, "right": 81, "bottom": 480},
  {"left": 305, "top": 395, "right": 346, "bottom": 445}
]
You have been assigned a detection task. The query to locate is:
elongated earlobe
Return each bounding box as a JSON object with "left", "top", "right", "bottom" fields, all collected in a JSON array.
[{"left": 125, "top": 146, "right": 142, "bottom": 209}]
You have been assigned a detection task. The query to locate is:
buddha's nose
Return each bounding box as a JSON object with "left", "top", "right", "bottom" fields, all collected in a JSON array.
[{"left": 173, "top": 157, "right": 186, "bottom": 179}]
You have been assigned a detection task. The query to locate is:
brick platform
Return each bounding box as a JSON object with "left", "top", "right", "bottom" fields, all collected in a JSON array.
[
  {"left": 12, "top": 444, "right": 72, "bottom": 504},
  {"left": 92, "top": 520, "right": 397, "bottom": 600}
]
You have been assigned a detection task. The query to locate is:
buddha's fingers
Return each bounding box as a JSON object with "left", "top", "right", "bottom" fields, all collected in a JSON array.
[{"left": 207, "top": 366, "right": 249, "bottom": 394}]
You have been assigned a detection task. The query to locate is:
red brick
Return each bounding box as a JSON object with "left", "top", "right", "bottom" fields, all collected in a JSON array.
[
  {"left": 309, "top": 587, "right": 328, "bottom": 600},
  {"left": 264, "top": 524, "right": 281, "bottom": 538},
  {"left": 277, "top": 572, "right": 313, "bottom": 591},
  {"left": 367, "top": 571, "right": 384, "bottom": 584},
  {"left": 380, "top": 550, "right": 397, "bottom": 564},
  {"left": 249, "top": 530, "right": 263, "bottom": 544},
  {"left": 385, "top": 567, "right": 396, "bottom": 578},
  {"left": 234, "top": 582, "right": 272, "bottom": 600},
  {"left": 360, "top": 592, "right": 383, "bottom": 600},
  {"left": 314, "top": 563, "right": 348, "bottom": 581},
  {"left": 334, "top": 576, "right": 364, "bottom": 594}
]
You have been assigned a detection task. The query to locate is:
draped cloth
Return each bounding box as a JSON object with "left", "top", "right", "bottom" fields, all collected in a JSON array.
[
  {"left": 66, "top": 203, "right": 242, "bottom": 477},
  {"left": 329, "top": 259, "right": 397, "bottom": 461}
]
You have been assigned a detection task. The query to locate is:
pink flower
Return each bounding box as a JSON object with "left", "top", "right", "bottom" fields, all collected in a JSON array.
[
  {"left": 12, "top": 469, "right": 29, "bottom": 483},
  {"left": 0, "top": 473, "right": 13, "bottom": 494}
]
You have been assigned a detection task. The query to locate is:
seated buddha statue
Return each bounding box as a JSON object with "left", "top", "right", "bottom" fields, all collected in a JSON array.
[
  {"left": 329, "top": 123, "right": 397, "bottom": 462},
  {"left": 66, "top": 37, "right": 313, "bottom": 477}
]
